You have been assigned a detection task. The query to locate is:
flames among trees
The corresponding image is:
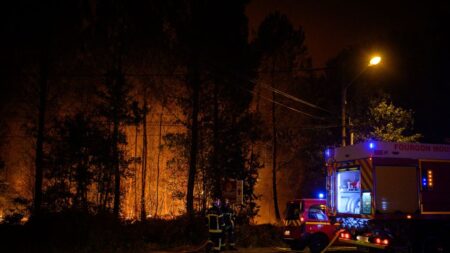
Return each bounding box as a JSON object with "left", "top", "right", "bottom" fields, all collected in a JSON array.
[
  {"left": 252, "top": 11, "right": 312, "bottom": 222},
  {"left": 0, "top": 0, "right": 270, "bottom": 221}
]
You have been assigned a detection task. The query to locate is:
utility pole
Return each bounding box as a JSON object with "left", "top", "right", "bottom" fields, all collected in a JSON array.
[{"left": 341, "top": 86, "right": 347, "bottom": 147}]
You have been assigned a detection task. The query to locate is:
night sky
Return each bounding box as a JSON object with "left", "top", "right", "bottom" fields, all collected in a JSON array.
[
  {"left": 248, "top": 0, "right": 450, "bottom": 143},
  {"left": 248, "top": 0, "right": 428, "bottom": 66}
]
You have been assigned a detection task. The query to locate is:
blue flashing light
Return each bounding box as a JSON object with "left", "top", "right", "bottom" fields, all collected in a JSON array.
[
  {"left": 325, "top": 149, "right": 331, "bottom": 157},
  {"left": 369, "top": 142, "right": 375, "bottom": 149},
  {"left": 318, "top": 193, "right": 325, "bottom": 199}
]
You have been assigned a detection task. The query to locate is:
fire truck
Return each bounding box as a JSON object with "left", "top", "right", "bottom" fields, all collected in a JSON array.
[{"left": 324, "top": 141, "right": 450, "bottom": 252}]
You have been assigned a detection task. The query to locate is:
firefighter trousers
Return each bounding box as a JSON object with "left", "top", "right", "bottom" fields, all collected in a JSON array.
[
  {"left": 222, "top": 226, "right": 235, "bottom": 248},
  {"left": 209, "top": 231, "right": 223, "bottom": 251}
]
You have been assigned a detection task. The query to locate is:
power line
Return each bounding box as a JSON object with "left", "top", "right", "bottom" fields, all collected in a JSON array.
[
  {"left": 203, "top": 61, "right": 334, "bottom": 117},
  {"left": 244, "top": 88, "right": 327, "bottom": 120},
  {"left": 203, "top": 66, "right": 332, "bottom": 121},
  {"left": 259, "top": 83, "right": 331, "bottom": 114}
]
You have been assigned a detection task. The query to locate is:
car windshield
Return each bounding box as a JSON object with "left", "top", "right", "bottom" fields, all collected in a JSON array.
[{"left": 285, "top": 201, "right": 302, "bottom": 220}]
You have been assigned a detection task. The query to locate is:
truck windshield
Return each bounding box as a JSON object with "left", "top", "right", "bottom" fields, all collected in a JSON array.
[{"left": 285, "top": 202, "right": 302, "bottom": 220}]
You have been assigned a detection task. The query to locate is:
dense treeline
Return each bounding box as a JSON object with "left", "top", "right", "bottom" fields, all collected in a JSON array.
[{"left": 1, "top": 0, "right": 322, "bottom": 222}]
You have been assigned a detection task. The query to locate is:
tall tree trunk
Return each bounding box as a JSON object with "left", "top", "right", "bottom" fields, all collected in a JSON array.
[
  {"left": 155, "top": 109, "right": 163, "bottom": 217},
  {"left": 201, "top": 165, "right": 207, "bottom": 215},
  {"left": 271, "top": 59, "right": 281, "bottom": 221},
  {"left": 112, "top": 69, "right": 122, "bottom": 218},
  {"left": 134, "top": 120, "right": 139, "bottom": 218},
  {"left": 212, "top": 81, "right": 221, "bottom": 198},
  {"left": 33, "top": 53, "right": 49, "bottom": 216},
  {"left": 102, "top": 173, "right": 111, "bottom": 210},
  {"left": 186, "top": 62, "right": 200, "bottom": 219},
  {"left": 112, "top": 110, "right": 120, "bottom": 217},
  {"left": 77, "top": 157, "right": 88, "bottom": 210},
  {"left": 140, "top": 95, "right": 148, "bottom": 220}
]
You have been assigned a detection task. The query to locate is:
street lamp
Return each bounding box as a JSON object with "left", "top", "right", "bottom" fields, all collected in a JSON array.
[
  {"left": 341, "top": 55, "right": 382, "bottom": 146},
  {"left": 369, "top": 56, "right": 381, "bottom": 66}
]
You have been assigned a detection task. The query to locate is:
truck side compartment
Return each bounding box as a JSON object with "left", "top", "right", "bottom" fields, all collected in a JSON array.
[{"left": 420, "top": 160, "right": 450, "bottom": 213}]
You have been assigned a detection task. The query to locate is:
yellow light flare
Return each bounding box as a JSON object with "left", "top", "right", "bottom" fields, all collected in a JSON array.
[
  {"left": 369, "top": 56, "right": 382, "bottom": 66},
  {"left": 20, "top": 216, "right": 29, "bottom": 223}
]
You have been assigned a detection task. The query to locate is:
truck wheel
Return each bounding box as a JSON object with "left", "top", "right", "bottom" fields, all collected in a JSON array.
[
  {"left": 289, "top": 240, "right": 307, "bottom": 251},
  {"left": 309, "top": 233, "right": 329, "bottom": 253}
]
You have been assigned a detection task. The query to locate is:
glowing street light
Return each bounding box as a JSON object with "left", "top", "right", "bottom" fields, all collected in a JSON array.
[
  {"left": 341, "top": 55, "right": 382, "bottom": 146},
  {"left": 369, "top": 56, "right": 382, "bottom": 66}
]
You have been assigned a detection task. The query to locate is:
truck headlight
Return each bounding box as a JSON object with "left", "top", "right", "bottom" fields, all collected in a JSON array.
[{"left": 284, "top": 230, "right": 291, "bottom": 236}]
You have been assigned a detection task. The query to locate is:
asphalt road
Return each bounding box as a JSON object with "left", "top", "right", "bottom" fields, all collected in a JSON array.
[
  {"left": 272, "top": 246, "right": 359, "bottom": 252},
  {"left": 152, "top": 246, "right": 360, "bottom": 253}
]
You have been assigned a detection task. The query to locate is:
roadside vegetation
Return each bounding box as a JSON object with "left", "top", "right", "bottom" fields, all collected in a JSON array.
[{"left": 0, "top": 211, "right": 286, "bottom": 253}]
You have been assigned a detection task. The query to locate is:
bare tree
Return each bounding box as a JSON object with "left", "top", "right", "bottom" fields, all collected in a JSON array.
[
  {"left": 253, "top": 12, "right": 309, "bottom": 222},
  {"left": 140, "top": 92, "right": 148, "bottom": 220},
  {"left": 155, "top": 108, "right": 163, "bottom": 217},
  {"left": 33, "top": 51, "right": 49, "bottom": 216}
]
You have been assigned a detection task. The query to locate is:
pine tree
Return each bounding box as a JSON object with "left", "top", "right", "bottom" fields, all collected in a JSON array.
[{"left": 253, "top": 11, "right": 309, "bottom": 221}]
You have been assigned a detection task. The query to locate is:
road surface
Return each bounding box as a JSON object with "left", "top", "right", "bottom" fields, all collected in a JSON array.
[{"left": 152, "top": 246, "right": 359, "bottom": 253}]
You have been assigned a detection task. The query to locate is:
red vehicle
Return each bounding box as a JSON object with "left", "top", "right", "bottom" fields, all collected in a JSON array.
[
  {"left": 282, "top": 198, "right": 339, "bottom": 253},
  {"left": 325, "top": 141, "right": 450, "bottom": 252}
]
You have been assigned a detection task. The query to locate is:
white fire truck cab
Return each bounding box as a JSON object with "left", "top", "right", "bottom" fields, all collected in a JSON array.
[{"left": 325, "top": 141, "right": 450, "bottom": 252}]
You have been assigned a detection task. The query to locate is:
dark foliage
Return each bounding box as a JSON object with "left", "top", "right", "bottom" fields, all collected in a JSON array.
[
  {"left": 0, "top": 211, "right": 208, "bottom": 253},
  {"left": 44, "top": 113, "right": 116, "bottom": 212},
  {"left": 163, "top": 0, "right": 264, "bottom": 220},
  {"left": 236, "top": 224, "right": 285, "bottom": 248}
]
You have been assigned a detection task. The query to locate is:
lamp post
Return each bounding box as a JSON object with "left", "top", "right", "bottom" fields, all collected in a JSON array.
[{"left": 341, "top": 56, "right": 381, "bottom": 146}]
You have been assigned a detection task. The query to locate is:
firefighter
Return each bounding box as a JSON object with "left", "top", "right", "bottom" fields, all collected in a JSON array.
[
  {"left": 221, "top": 198, "right": 237, "bottom": 250},
  {"left": 206, "top": 198, "right": 224, "bottom": 252}
]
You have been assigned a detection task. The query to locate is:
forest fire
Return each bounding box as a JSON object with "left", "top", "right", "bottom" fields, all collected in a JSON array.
[
  {"left": 0, "top": 87, "right": 313, "bottom": 224},
  {"left": 0, "top": 0, "right": 331, "bottom": 229},
  {"left": 119, "top": 114, "right": 188, "bottom": 220}
]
